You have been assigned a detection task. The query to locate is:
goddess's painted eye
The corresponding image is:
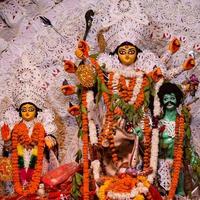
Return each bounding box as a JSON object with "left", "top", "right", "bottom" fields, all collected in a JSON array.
[
  {"left": 119, "top": 50, "right": 126, "bottom": 55},
  {"left": 128, "top": 49, "right": 135, "bottom": 54},
  {"left": 28, "top": 107, "right": 35, "bottom": 112},
  {"left": 21, "top": 108, "right": 26, "bottom": 112}
]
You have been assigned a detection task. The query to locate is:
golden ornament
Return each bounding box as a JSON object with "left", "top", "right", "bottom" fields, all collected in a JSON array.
[{"left": 76, "top": 64, "right": 96, "bottom": 88}]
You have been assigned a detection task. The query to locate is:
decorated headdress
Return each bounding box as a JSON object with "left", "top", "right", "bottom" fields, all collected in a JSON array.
[
  {"left": 12, "top": 54, "right": 46, "bottom": 109},
  {"left": 88, "top": 0, "right": 151, "bottom": 52},
  {"left": 103, "top": 18, "right": 151, "bottom": 52}
]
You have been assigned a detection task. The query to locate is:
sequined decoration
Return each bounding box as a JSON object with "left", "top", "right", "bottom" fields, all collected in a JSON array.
[
  {"left": 0, "top": 158, "right": 12, "bottom": 181},
  {"left": 76, "top": 64, "right": 96, "bottom": 88}
]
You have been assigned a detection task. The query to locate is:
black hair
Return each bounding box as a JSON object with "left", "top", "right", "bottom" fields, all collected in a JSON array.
[
  {"left": 109, "top": 41, "right": 142, "bottom": 56},
  {"left": 157, "top": 82, "right": 183, "bottom": 107},
  {"left": 17, "top": 102, "right": 42, "bottom": 118}
]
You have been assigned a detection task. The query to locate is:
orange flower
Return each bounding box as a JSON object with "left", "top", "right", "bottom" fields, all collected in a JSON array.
[
  {"left": 1, "top": 123, "right": 10, "bottom": 141},
  {"left": 78, "top": 40, "right": 90, "bottom": 57},
  {"left": 168, "top": 38, "right": 181, "bottom": 54},
  {"left": 68, "top": 105, "right": 80, "bottom": 116},
  {"left": 148, "top": 67, "right": 163, "bottom": 83},
  {"left": 182, "top": 57, "right": 195, "bottom": 71},
  {"left": 75, "top": 40, "right": 90, "bottom": 59},
  {"left": 61, "top": 85, "right": 76, "bottom": 95},
  {"left": 63, "top": 60, "right": 77, "bottom": 73}
]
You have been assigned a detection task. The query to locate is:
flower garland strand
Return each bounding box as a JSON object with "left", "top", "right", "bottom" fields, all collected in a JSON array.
[
  {"left": 134, "top": 76, "right": 148, "bottom": 111},
  {"left": 81, "top": 89, "right": 90, "bottom": 200},
  {"left": 148, "top": 78, "right": 164, "bottom": 183},
  {"left": 98, "top": 174, "right": 151, "bottom": 200},
  {"left": 167, "top": 114, "right": 185, "bottom": 200},
  {"left": 117, "top": 75, "right": 136, "bottom": 102},
  {"left": 11, "top": 122, "right": 45, "bottom": 196},
  {"left": 143, "top": 115, "right": 152, "bottom": 170},
  {"left": 91, "top": 58, "right": 118, "bottom": 163}
]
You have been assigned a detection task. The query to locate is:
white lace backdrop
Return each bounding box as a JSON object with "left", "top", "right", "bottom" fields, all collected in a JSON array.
[{"left": 0, "top": 0, "right": 199, "bottom": 163}]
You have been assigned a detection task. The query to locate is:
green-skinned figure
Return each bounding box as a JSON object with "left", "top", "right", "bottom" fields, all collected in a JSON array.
[{"left": 157, "top": 82, "right": 185, "bottom": 197}]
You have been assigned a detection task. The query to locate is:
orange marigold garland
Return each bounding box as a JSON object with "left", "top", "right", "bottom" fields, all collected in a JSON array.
[
  {"left": 167, "top": 114, "right": 185, "bottom": 200},
  {"left": 81, "top": 89, "right": 90, "bottom": 200},
  {"left": 98, "top": 174, "right": 151, "bottom": 200},
  {"left": 11, "top": 122, "right": 45, "bottom": 196},
  {"left": 134, "top": 76, "right": 148, "bottom": 111},
  {"left": 117, "top": 75, "right": 136, "bottom": 102},
  {"left": 107, "top": 72, "right": 114, "bottom": 94},
  {"left": 143, "top": 115, "right": 152, "bottom": 170},
  {"left": 91, "top": 58, "right": 118, "bottom": 163}
]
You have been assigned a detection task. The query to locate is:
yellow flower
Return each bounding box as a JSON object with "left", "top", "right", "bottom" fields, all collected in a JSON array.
[
  {"left": 98, "top": 180, "right": 112, "bottom": 200},
  {"left": 17, "top": 144, "right": 24, "bottom": 156},
  {"left": 137, "top": 176, "right": 147, "bottom": 182},
  {"left": 143, "top": 180, "right": 150, "bottom": 188},
  {"left": 133, "top": 194, "right": 145, "bottom": 200},
  {"left": 32, "top": 146, "right": 38, "bottom": 156}
]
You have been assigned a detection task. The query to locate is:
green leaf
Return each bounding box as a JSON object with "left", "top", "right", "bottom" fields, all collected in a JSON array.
[
  {"left": 75, "top": 116, "right": 82, "bottom": 127},
  {"left": 144, "top": 85, "right": 150, "bottom": 92},
  {"left": 185, "top": 127, "right": 191, "bottom": 138},
  {"left": 75, "top": 173, "right": 83, "bottom": 186},
  {"left": 75, "top": 190, "right": 81, "bottom": 197},
  {"left": 71, "top": 184, "right": 76, "bottom": 193},
  {"left": 76, "top": 84, "right": 83, "bottom": 101},
  {"left": 81, "top": 105, "right": 87, "bottom": 114},
  {"left": 71, "top": 173, "right": 83, "bottom": 200},
  {"left": 101, "top": 83, "right": 110, "bottom": 94},
  {"left": 18, "top": 156, "right": 24, "bottom": 168},
  {"left": 75, "top": 149, "right": 82, "bottom": 163},
  {"left": 96, "top": 91, "right": 102, "bottom": 104},
  {"left": 77, "top": 129, "right": 83, "bottom": 138},
  {"left": 89, "top": 53, "right": 99, "bottom": 59},
  {"left": 144, "top": 91, "right": 150, "bottom": 107},
  {"left": 97, "top": 77, "right": 102, "bottom": 92}
]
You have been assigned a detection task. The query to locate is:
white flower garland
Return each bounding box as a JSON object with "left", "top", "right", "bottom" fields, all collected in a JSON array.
[
  {"left": 107, "top": 182, "right": 149, "bottom": 200},
  {"left": 98, "top": 53, "right": 144, "bottom": 78},
  {"left": 148, "top": 78, "right": 164, "bottom": 183},
  {"left": 128, "top": 74, "right": 144, "bottom": 104},
  {"left": 86, "top": 91, "right": 98, "bottom": 145},
  {"left": 112, "top": 72, "right": 120, "bottom": 94},
  {"left": 110, "top": 69, "right": 144, "bottom": 105},
  {"left": 91, "top": 160, "right": 101, "bottom": 181}
]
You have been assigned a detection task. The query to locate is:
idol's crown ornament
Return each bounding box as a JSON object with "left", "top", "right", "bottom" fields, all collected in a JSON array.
[
  {"left": 12, "top": 55, "right": 46, "bottom": 109},
  {"left": 103, "top": 19, "right": 151, "bottom": 52},
  {"left": 91, "top": 0, "right": 151, "bottom": 52}
]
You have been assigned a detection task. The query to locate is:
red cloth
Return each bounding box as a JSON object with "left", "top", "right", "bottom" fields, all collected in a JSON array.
[
  {"left": 41, "top": 162, "right": 79, "bottom": 187},
  {"left": 149, "top": 185, "right": 162, "bottom": 200}
]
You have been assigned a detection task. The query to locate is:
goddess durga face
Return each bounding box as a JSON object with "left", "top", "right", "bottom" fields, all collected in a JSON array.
[
  {"left": 118, "top": 45, "right": 137, "bottom": 66},
  {"left": 112, "top": 41, "right": 141, "bottom": 66}
]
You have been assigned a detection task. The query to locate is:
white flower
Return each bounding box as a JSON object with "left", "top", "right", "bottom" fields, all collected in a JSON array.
[
  {"left": 91, "top": 160, "right": 100, "bottom": 181},
  {"left": 130, "top": 188, "right": 139, "bottom": 197},
  {"left": 129, "top": 74, "right": 143, "bottom": 104}
]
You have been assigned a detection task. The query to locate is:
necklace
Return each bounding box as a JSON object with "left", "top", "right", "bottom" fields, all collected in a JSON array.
[{"left": 11, "top": 122, "right": 45, "bottom": 196}]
